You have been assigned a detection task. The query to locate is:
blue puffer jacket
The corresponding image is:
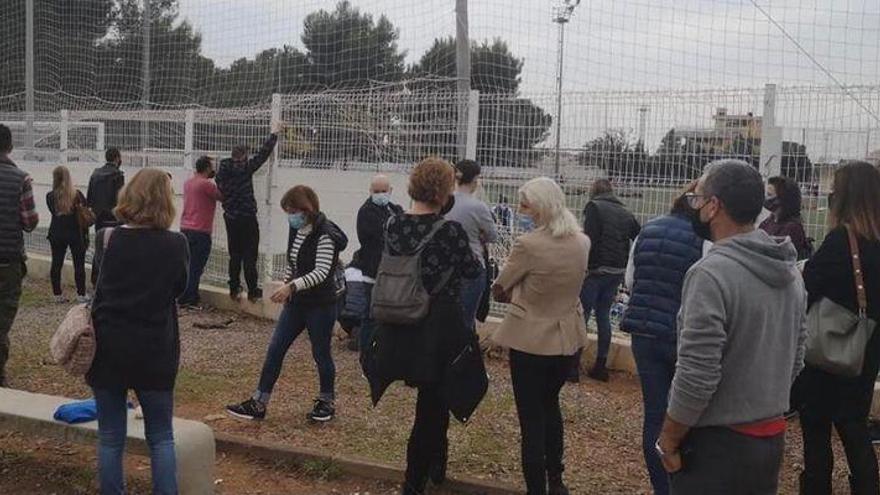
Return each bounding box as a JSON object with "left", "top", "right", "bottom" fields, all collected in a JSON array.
[{"left": 620, "top": 213, "right": 704, "bottom": 341}]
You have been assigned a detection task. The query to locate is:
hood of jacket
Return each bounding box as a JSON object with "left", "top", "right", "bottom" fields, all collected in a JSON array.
[
  {"left": 93, "top": 163, "right": 123, "bottom": 179},
  {"left": 711, "top": 229, "right": 798, "bottom": 288},
  {"left": 313, "top": 212, "right": 349, "bottom": 252},
  {"left": 591, "top": 193, "right": 624, "bottom": 206}
]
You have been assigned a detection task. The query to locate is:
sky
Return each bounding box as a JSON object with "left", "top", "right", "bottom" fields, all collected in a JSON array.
[{"left": 174, "top": 0, "right": 880, "bottom": 154}]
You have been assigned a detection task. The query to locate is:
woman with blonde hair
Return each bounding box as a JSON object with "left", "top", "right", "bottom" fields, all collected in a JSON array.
[
  {"left": 46, "top": 165, "right": 89, "bottom": 302},
  {"left": 87, "top": 168, "right": 189, "bottom": 495},
  {"left": 799, "top": 161, "right": 880, "bottom": 494},
  {"left": 491, "top": 177, "right": 590, "bottom": 495}
]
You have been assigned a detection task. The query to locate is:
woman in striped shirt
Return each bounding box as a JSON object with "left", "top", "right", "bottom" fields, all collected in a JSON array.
[{"left": 227, "top": 185, "right": 348, "bottom": 423}]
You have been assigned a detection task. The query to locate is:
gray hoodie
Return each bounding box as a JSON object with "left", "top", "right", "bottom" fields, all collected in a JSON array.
[{"left": 668, "top": 229, "right": 807, "bottom": 427}]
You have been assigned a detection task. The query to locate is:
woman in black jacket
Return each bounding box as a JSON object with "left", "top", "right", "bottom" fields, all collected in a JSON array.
[
  {"left": 367, "top": 157, "right": 481, "bottom": 495},
  {"left": 88, "top": 168, "right": 189, "bottom": 495},
  {"left": 46, "top": 165, "right": 89, "bottom": 302},
  {"left": 760, "top": 176, "right": 811, "bottom": 260},
  {"left": 799, "top": 161, "right": 880, "bottom": 495},
  {"left": 227, "top": 185, "right": 347, "bottom": 423}
]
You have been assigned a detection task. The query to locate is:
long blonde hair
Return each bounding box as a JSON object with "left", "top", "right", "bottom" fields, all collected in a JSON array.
[
  {"left": 518, "top": 177, "right": 581, "bottom": 237},
  {"left": 52, "top": 166, "right": 77, "bottom": 215}
]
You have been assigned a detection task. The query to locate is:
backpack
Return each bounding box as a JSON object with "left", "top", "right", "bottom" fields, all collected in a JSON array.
[{"left": 371, "top": 219, "right": 450, "bottom": 325}]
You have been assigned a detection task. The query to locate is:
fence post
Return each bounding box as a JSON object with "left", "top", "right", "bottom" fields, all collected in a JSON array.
[
  {"left": 262, "top": 94, "right": 282, "bottom": 284},
  {"left": 59, "top": 110, "right": 69, "bottom": 164},
  {"left": 466, "top": 90, "right": 480, "bottom": 160},
  {"left": 760, "top": 83, "right": 783, "bottom": 178},
  {"left": 184, "top": 109, "right": 195, "bottom": 170}
]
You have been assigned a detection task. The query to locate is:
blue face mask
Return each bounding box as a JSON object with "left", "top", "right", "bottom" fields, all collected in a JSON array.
[
  {"left": 288, "top": 212, "right": 306, "bottom": 230},
  {"left": 371, "top": 192, "right": 391, "bottom": 207}
]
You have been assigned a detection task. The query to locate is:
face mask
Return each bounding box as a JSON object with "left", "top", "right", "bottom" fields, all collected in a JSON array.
[
  {"left": 689, "top": 203, "right": 713, "bottom": 241},
  {"left": 288, "top": 212, "right": 306, "bottom": 230},
  {"left": 763, "top": 196, "right": 780, "bottom": 211},
  {"left": 371, "top": 192, "right": 391, "bottom": 207}
]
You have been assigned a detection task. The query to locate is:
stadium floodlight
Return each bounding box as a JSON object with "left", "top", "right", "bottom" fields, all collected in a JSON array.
[{"left": 552, "top": 0, "right": 582, "bottom": 177}]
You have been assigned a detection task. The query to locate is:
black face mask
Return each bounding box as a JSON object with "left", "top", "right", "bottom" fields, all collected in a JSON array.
[
  {"left": 690, "top": 204, "right": 713, "bottom": 241},
  {"left": 763, "top": 196, "right": 780, "bottom": 211}
]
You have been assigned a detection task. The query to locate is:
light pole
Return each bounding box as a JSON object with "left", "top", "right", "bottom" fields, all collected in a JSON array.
[{"left": 552, "top": 0, "right": 580, "bottom": 177}]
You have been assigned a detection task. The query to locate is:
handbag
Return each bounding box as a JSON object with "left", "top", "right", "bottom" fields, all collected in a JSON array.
[
  {"left": 804, "top": 226, "right": 877, "bottom": 377},
  {"left": 74, "top": 196, "right": 96, "bottom": 229},
  {"left": 442, "top": 334, "right": 489, "bottom": 423},
  {"left": 49, "top": 228, "right": 113, "bottom": 376}
]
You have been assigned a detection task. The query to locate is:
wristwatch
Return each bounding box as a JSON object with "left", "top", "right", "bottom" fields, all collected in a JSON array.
[{"left": 655, "top": 439, "right": 676, "bottom": 458}]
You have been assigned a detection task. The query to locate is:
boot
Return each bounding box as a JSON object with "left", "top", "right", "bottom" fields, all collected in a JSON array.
[
  {"left": 587, "top": 359, "right": 609, "bottom": 382},
  {"left": 429, "top": 439, "right": 448, "bottom": 485},
  {"left": 799, "top": 471, "right": 831, "bottom": 495},
  {"left": 400, "top": 482, "right": 424, "bottom": 495},
  {"left": 548, "top": 473, "right": 570, "bottom": 495}
]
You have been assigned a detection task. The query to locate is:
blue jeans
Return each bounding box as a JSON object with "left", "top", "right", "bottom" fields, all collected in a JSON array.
[
  {"left": 631, "top": 335, "right": 677, "bottom": 495},
  {"left": 257, "top": 301, "right": 337, "bottom": 402},
  {"left": 579, "top": 273, "right": 623, "bottom": 363},
  {"left": 93, "top": 388, "right": 177, "bottom": 495},
  {"left": 460, "top": 266, "right": 487, "bottom": 329},
  {"left": 179, "top": 230, "right": 212, "bottom": 305}
]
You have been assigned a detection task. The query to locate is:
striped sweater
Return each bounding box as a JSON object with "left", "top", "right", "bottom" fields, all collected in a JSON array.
[{"left": 283, "top": 224, "right": 335, "bottom": 292}]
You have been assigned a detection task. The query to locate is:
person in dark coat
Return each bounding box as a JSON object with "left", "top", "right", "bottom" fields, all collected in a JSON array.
[
  {"left": 366, "top": 157, "right": 481, "bottom": 495},
  {"left": 573, "top": 179, "right": 640, "bottom": 382},
  {"left": 798, "top": 161, "right": 880, "bottom": 495},
  {"left": 760, "top": 176, "right": 811, "bottom": 260},
  {"left": 227, "top": 185, "right": 348, "bottom": 423},
  {"left": 87, "top": 168, "right": 189, "bottom": 495},
  {"left": 87, "top": 148, "right": 124, "bottom": 286},
  {"left": 46, "top": 165, "right": 89, "bottom": 303},
  {"left": 620, "top": 182, "right": 709, "bottom": 495},
  {"left": 346, "top": 174, "right": 403, "bottom": 353}
]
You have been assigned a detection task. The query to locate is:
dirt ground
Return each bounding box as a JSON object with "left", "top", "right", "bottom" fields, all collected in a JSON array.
[{"left": 3, "top": 278, "right": 859, "bottom": 494}]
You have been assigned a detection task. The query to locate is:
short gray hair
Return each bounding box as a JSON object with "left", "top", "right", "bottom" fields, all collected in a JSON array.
[{"left": 701, "top": 159, "right": 764, "bottom": 225}]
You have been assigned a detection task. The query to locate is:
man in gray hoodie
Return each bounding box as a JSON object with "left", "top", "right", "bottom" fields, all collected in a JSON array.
[{"left": 656, "top": 160, "right": 806, "bottom": 494}]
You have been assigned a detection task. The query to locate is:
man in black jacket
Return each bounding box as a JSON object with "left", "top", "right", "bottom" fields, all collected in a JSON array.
[
  {"left": 347, "top": 174, "right": 402, "bottom": 353},
  {"left": 87, "top": 148, "right": 125, "bottom": 286},
  {"left": 215, "top": 122, "right": 284, "bottom": 302},
  {"left": 573, "top": 179, "right": 640, "bottom": 382}
]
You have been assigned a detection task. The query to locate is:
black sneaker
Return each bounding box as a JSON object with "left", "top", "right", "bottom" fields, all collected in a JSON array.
[
  {"left": 247, "top": 288, "right": 263, "bottom": 302},
  {"left": 548, "top": 474, "right": 570, "bottom": 495},
  {"left": 229, "top": 287, "right": 242, "bottom": 301},
  {"left": 308, "top": 399, "right": 335, "bottom": 422},
  {"left": 587, "top": 365, "right": 610, "bottom": 383},
  {"left": 226, "top": 398, "right": 266, "bottom": 420}
]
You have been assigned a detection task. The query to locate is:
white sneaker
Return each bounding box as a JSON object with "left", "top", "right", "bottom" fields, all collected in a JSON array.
[{"left": 76, "top": 294, "right": 92, "bottom": 304}]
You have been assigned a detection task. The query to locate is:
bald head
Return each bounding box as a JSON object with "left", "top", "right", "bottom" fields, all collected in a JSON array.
[{"left": 370, "top": 174, "right": 391, "bottom": 194}]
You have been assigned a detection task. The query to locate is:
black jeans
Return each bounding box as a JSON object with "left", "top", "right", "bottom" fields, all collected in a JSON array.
[
  {"left": 404, "top": 384, "right": 450, "bottom": 492},
  {"left": 224, "top": 215, "right": 260, "bottom": 293},
  {"left": 50, "top": 237, "right": 87, "bottom": 296},
  {"left": 510, "top": 349, "right": 570, "bottom": 495},
  {"left": 669, "top": 427, "right": 784, "bottom": 495},
  {"left": 801, "top": 416, "right": 880, "bottom": 494}
]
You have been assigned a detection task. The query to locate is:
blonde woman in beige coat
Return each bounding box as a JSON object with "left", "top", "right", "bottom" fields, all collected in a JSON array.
[{"left": 491, "top": 177, "right": 590, "bottom": 495}]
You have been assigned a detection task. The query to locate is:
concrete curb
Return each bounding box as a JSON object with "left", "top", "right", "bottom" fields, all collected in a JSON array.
[{"left": 214, "top": 432, "right": 524, "bottom": 495}]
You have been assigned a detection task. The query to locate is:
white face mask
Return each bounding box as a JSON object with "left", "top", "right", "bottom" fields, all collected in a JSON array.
[{"left": 371, "top": 192, "right": 391, "bottom": 207}]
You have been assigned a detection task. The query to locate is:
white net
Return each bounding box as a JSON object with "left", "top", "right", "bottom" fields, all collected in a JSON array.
[{"left": 0, "top": 0, "right": 877, "bottom": 299}]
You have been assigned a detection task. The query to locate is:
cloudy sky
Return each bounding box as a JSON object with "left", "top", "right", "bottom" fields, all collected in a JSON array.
[{"left": 176, "top": 0, "right": 880, "bottom": 154}]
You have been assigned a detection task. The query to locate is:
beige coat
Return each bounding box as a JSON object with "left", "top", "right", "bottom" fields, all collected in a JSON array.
[{"left": 491, "top": 229, "right": 590, "bottom": 356}]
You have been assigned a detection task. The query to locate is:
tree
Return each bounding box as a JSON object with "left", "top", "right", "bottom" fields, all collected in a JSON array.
[
  {"left": 207, "top": 46, "right": 310, "bottom": 107},
  {"left": 579, "top": 129, "right": 648, "bottom": 178},
  {"left": 408, "top": 37, "right": 550, "bottom": 166},
  {"left": 780, "top": 141, "right": 813, "bottom": 183},
  {"left": 301, "top": 1, "right": 406, "bottom": 90}
]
